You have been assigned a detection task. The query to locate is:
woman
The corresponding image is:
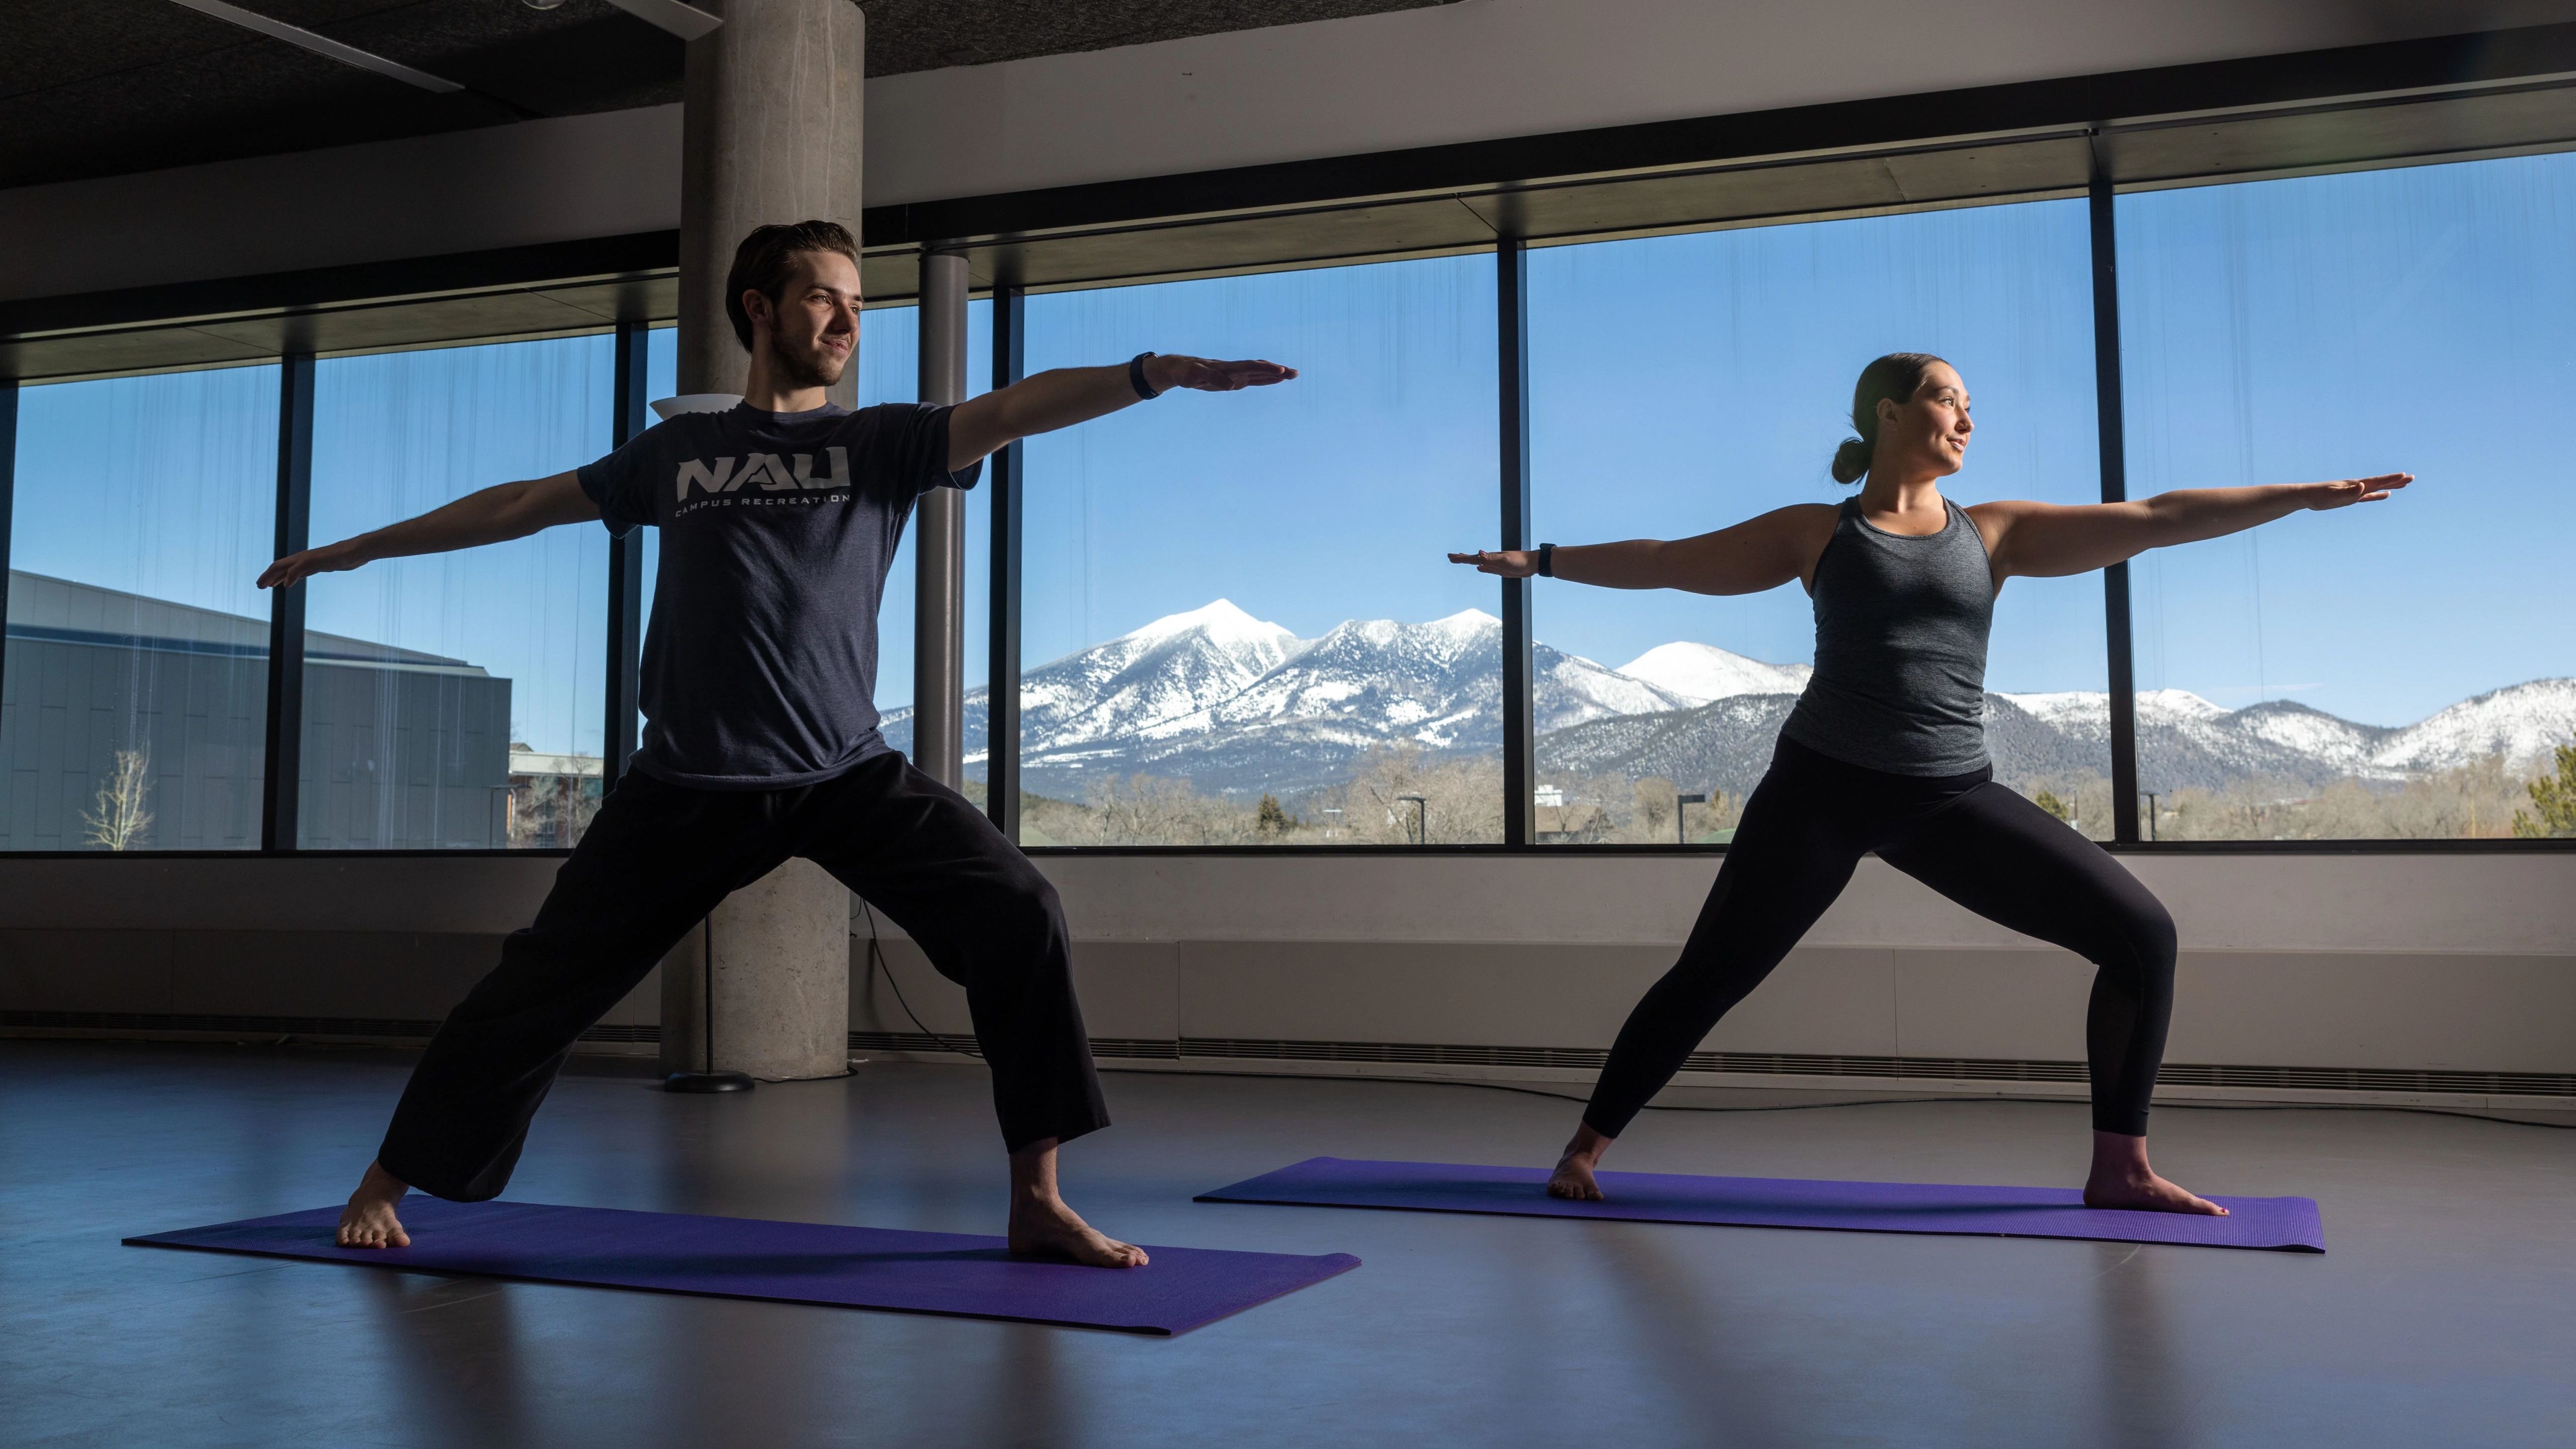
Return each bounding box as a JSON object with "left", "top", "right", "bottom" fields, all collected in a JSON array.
[{"left": 1451, "top": 353, "right": 2406, "bottom": 1214}]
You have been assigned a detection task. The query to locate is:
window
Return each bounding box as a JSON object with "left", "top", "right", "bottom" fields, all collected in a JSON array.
[
  {"left": 1016, "top": 256, "right": 1500, "bottom": 844},
  {"left": 864, "top": 301, "right": 991, "bottom": 792},
  {"left": 301, "top": 338, "right": 612, "bottom": 848},
  {"left": 2117, "top": 154, "right": 2576, "bottom": 840},
  {"left": 1528, "top": 200, "right": 2113, "bottom": 844},
  {"left": 16, "top": 119, "right": 2574, "bottom": 857},
  {"left": 4, "top": 365, "right": 281, "bottom": 851}
]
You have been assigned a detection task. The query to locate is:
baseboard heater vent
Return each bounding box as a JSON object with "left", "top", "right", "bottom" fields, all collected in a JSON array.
[
  {"left": 0, "top": 1011, "right": 655, "bottom": 1045},
  {"left": 847, "top": 1031, "right": 1181, "bottom": 1060},
  {"left": 859, "top": 1031, "right": 2576, "bottom": 1099},
  {"left": 11, "top": 1015, "right": 2567, "bottom": 1098}
]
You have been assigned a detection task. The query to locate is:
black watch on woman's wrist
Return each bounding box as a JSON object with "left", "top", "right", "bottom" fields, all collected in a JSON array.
[
  {"left": 1536, "top": 542, "right": 1556, "bottom": 578},
  {"left": 1129, "top": 352, "right": 1163, "bottom": 400}
]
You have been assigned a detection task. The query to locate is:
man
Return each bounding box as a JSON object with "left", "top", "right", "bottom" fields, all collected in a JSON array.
[{"left": 259, "top": 220, "right": 1294, "bottom": 1268}]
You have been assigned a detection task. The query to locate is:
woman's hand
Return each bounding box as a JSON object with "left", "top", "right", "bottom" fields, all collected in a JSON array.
[
  {"left": 1448, "top": 549, "right": 1539, "bottom": 578},
  {"left": 2298, "top": 473, "right": 2412, "bottom": 510},
  {"left": 1146, "top": 355, "right": 1299, "bottom": 392},
  {"left": 257, "top": 539, "right": 367, "bottom": 590}
]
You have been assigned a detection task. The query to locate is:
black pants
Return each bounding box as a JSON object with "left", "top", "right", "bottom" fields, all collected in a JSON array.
[
  {"left": 1584, "top": 737, "right": 2178, "bottom": 1140},
  {"left": 378, "top": 752, "right": 1108, "bottom": 1201}
]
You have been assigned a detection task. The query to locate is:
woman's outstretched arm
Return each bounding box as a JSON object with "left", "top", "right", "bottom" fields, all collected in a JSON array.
[
  {"left": 1975, "top": 475, "right": 2410, "bottom": 580},
  {"left": 1448, "top": 504, "right": 1837, "bottom": 595}
]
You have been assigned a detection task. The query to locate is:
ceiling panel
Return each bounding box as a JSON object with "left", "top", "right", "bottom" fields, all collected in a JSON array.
[{"left": 0, "top": 0, "right": 1453, "bottom": 190}]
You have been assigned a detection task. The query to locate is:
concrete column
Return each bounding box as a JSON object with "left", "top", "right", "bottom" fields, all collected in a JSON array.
[
  {"left": 659, "top": 0, "right": 865, "bottom": 1081},
  {"left": 912, "top": 251, "right": 970, "bottom": 790}
]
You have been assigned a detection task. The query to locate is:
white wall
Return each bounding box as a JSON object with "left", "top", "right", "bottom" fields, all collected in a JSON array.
[
  {"left": 8, "top": 0, "right": 2570, "bottom": 301},
  {"left": 5, "top": 852, "right": 2569, "bottom": 1107}
]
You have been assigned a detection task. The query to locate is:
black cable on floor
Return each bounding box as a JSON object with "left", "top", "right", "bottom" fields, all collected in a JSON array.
[
  {"left": 852, "top": 903, "right": 981, "bottom": 1060},
  {"left": 1103, "top": 1064, "right": 2576, "bottom": 1130}
]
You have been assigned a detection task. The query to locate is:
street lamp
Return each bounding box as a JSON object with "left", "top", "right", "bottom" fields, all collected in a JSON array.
[
  {"left": 1675, "top": 792, "right": 1707, "bottom": 846},
  {"left": 1396, "top": 793, "right": 1428, "bottom": 845},
  {"left": 2141, "top": 791, "right": 2163, "bottom": 842}
]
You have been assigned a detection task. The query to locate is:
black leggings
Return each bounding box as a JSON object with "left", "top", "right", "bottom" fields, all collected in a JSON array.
[
  {"left": 378, "top": 752, "right": 1108, "bottom": 1201},
  {"left": 1583, "top": 736, "right": 2178, "bottom": 1140}
]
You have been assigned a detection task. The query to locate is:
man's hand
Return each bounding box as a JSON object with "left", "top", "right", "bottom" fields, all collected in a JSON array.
[
  {"left": 1448, "top": 549, "right": 1540, "bottom": 578},
  {"left": 258, "top": 540, "right": 367, "bottom": 591},
  {"left": 1145, "top": 355, "right": 1298, "bottom": 392}
]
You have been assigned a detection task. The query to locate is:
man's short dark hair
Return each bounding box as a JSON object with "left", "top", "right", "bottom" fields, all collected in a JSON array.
[{"left": 725, "top": 220, "right": 861, "bottom": 351}]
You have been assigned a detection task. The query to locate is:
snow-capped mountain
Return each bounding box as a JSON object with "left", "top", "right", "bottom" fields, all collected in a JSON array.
[
  {"left": 884, "top": 604, "right": 1692, "bottom": 794},
  {"left": 1544, "top": 679, "right": 2576, "bottom": 798},
  {"left": 2371, "top": 678, "right": 2576, "bottom": 774},
  {"left": 1616, "top": 642, "right": 1812, "bottom": 704},
  {"left": 1018, "top": 600, "right": 1302, "bottom": 753},
  {"left": 879, "top": 599, "right": 2574, "bottom": 801}
]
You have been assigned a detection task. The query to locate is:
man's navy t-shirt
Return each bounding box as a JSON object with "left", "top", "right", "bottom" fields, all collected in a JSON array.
[{"left": 576, "top": 401, "right": 979, "bottom": 790}]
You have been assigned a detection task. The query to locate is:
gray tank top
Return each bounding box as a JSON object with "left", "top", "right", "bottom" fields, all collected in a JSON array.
[{"left": 1778, "top": 495, "right": 1996, "bottom": 776}]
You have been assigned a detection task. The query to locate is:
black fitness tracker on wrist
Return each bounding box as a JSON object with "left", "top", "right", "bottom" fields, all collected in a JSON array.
[
  {"left": 1129, "top": 352, "right": 1163, "bottom": 400},
  {"left": 1536, "top": 542, "right": 1556, "bottom": 578}
]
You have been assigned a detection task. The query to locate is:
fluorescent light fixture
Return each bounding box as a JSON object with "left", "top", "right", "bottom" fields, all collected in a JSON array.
[
  {"left": 603, "top": 0, "right": 723, "bottom": 41},
  {"left": 166, "top": 0, "right": 466, "bottom": 93}
]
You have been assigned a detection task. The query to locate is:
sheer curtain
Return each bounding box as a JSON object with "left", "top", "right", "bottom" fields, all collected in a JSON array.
[
  {"left": 1529, "top": 201, "right": 2110, "bottom": 843},
  {"left": 4, "top": 366, "right": 280, "bottom": 850},
  {"left": 2118, "top": 153, "right": 2576, "bottom": 840},
  {"left": 1018, "top": 256, "right": 1500, "bottom": 844},
  {"left": 301, "top": 337, "right": 611, "bottom": 848}
]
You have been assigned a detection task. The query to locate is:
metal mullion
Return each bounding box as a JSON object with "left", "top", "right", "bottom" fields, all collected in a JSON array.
[
  {"left": 2088, "top": 139, "right": 2142, "bottom": 844},
  {"left": 989, "top": 286, "right": 1026, "bottom": 840},
  {"left": 604, "top": 319, "right": 650, "bottom": 790},
  {"left": 1497, "top": 239, "right": 1536, "bottom": 847},
  {"left": 261, "top": 355, "right": 315, "bottom": 852},
  {"left": 0, "top": 381, "right": 17, "bottom": 729}
]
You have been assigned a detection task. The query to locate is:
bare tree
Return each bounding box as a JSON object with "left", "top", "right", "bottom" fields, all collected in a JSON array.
[{"left": 82, "top": 748, "right": 154, "bottom": 851}]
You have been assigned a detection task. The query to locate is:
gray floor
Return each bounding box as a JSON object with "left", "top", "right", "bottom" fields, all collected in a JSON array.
[{"left": 5, "top": 1040, "right": 2572, "bottom": 1449}]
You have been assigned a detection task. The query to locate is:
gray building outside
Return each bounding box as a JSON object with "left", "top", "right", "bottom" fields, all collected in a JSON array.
[{"left": 0, "top": 569, "right": 586, "bottom": 850}]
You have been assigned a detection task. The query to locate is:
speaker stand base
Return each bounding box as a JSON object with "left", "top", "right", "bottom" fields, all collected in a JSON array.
[{"left": 662, "top": 1071, "right": 756, "bottom": 1094}]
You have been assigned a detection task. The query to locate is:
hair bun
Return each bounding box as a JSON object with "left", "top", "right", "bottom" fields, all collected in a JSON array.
[{"left": 1830, "top": 436, "right": 1873, "bottom": 485}]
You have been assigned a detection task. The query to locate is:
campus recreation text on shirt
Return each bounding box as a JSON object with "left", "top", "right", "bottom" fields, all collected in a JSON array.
[{"left": 576, "top": 401, "right": 980, "bottom": 789}]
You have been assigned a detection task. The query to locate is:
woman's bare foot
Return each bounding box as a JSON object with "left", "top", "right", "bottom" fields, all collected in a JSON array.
[
  {"left": 1548, "top": 1122, "right": 1612, "bottom": 1201},
  {"left": 335, "top": 1161, "right": 414, "bottom": 1248},
  {"left": 1004, "top": 1138, "right": 1147, "bottom": 1268},
  {"left": 2082, "top": 1130, "right": 2227, "bottom": 1216},
  {"left": 1007, "top": 1194, "right": 1148, "bottom": 1268}
]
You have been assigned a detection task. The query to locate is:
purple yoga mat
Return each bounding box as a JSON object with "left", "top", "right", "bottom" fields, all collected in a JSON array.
[
  {"left": 126, "top": 1197, "right": 1360, "bottom": 1334},
  {"left": 1198, "top": 1157, "right": 2324, "bottom": 1252}
]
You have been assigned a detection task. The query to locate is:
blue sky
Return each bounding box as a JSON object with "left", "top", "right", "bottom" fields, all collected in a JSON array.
[
  {"left": 13, "top": 149, "right": 2570, "bottom": 760},
  {"left": 1528, "top": 200, "right": 2109, "bottom": 704},
  {"left": 305, "top": 339, "right": 612, "bottom": 760},
  {"left": 2117, "top": 152, "right": 2576, "bottom": 722}
]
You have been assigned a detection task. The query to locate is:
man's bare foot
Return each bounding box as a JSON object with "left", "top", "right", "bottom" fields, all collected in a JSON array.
[
  {"left": 335, "top": 1160, "right": 414, "bottom": 1248},
  {"left": 2083, "top": 1130, "right": 2227, "bottom": 1216},
  {"left": 1547, "top": 1122, "right": 1612, "bottom": 1201},
  {"left": 1004, "top": 1137, "right": 1146, "bottom": 1268}
]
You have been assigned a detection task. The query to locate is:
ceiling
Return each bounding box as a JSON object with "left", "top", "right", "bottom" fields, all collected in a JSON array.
[{"left": 0, "top": 0, "right": 1453, "bottom": 191}]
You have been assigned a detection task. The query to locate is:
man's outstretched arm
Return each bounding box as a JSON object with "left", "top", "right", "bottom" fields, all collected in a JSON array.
[
  {"left": 257, "top": 470, "right": 600, "bottom": 590},
  {"left": 944, "top": 354, "right": 1295, "bottom": 470}
]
